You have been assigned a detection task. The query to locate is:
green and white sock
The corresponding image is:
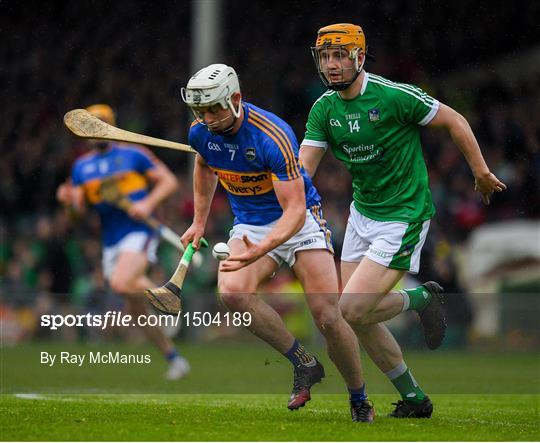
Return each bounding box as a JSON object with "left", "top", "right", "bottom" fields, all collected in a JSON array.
[
  {"left": 400, "top": 285, "right": 432, "bottom": 312},
  {"left": 385, "top": 361, "right": 426, "bottom": 404}
]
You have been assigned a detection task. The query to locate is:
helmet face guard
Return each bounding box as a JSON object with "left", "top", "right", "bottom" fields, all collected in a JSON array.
[
  {"left": 188, "top": 103, "right": 237, "bottom": 135},
  {"left": 181, "top": 64, "right": 242, "bottom": 134},
  {"left": 311, "top": 23, "right": 367, "bottom": 91},
  {"left": 182, "top": 89, "right": 240, "bottom": 131},
  {"left": 311, "top": 45, "right": 363, "bottom": 91}
]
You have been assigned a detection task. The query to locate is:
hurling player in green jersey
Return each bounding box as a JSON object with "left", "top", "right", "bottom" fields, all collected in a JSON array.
[{"left": 300, "top": 23, "right": 506, "bottom": 418}]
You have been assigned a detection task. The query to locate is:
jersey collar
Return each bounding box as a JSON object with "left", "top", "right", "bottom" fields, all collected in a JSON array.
[
  {"left": 336, "top": 71, "right": 369, "bottom": 101},
  {"left": 360, "top": 72, "right": 369, "bottom": 95}
]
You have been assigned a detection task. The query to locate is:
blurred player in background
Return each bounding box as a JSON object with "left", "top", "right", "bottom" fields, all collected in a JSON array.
[
  {"left": 301, "top": 23, "right": 507, "bottom": 417},
  {"left": 56, "top": 104, "right": 190, "bottom": 380},
  {"left": 180, "top": 64, "right": 374, "bottom": 422}
]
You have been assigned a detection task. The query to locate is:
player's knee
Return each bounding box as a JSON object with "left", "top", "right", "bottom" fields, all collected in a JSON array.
[
  {"left": 218, "top": 278, "right": 256, "bottom": 295},
  {"left": 310, "top": 304, "right": 340, "bottom": 333},
  {"left": 340, "top": 302, "right": 370, "bottom": 327},
  {"left": 219, "top": 291, "right": 252, "bottom": 312}
]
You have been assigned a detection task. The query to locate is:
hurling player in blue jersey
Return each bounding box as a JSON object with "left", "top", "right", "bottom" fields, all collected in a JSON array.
[
  {"left": 180, "top": 64, "right": 371, "bottom": 421},
  {"left": 56, "top": 104, "right": 190, "bottom": 380}
]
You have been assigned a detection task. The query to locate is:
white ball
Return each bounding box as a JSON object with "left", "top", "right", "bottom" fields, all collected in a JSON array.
[{"left": 212, "top": 242, "right": 231, "bottom": 261}]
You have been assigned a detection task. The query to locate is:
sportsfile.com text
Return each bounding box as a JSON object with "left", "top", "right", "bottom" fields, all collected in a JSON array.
[{"left": 40, "top": 311, "right": 252, "bottom": 330}]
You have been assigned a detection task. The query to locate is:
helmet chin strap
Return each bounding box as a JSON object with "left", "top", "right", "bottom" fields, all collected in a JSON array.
[
  {"left": 207, "top": 100, "right": 242, "bottom": 135},
  {"left": 207, "top": 113, "right": 236, "bottom": 135},
  {"left": 328, "top": 72, "right": 359, "bottom": 91}
]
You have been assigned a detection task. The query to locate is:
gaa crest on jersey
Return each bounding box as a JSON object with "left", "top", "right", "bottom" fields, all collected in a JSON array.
[
  {"left": 208, "top": 142, "right": 221, "bottom": 151},
  {"left": 368, "top": 108, "right": 380, "bottom": 122},
  {"left": 244, "top": 147, "right": 256, "bottom": 161}
]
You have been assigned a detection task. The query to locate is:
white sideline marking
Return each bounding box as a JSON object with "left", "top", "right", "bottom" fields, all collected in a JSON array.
[{"left": 14, "top": 393, "right": 46, "bottom": 400}]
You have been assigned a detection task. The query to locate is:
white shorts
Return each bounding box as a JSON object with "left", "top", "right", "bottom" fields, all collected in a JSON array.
[
  {"left": 102, "top": 231, "right": 159, "bottom": 280},
  {"left": 341, "top": 203, "right": 430, "bottom": 274},
  {"left": 229, "top": 205, "right": 334, "bottom": 267}
]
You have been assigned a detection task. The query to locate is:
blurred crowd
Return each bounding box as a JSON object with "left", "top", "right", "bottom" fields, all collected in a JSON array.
[{"left": 1, "top": 1, "right": 539, "bottom": 345}]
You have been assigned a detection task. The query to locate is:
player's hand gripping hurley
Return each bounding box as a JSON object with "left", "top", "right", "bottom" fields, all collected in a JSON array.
[
  {"left": 145, "top": 239, "right": 209, "bottom": 314},
  {"left": 64, "top": 109, "right": 196, "bottom": 153}
]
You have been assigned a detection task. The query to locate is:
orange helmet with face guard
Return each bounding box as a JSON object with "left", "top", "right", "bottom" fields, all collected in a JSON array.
[
  {"left": 311, "top": 23, "right": 367, "bottom": 91},
  {"left": 86, "top": 104, "right": 116, "bottom": 126}
]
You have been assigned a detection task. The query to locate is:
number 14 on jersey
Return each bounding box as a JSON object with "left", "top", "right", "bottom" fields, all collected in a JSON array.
[{"left": 348, "top": 120, "right": 360, "bottom": 133}]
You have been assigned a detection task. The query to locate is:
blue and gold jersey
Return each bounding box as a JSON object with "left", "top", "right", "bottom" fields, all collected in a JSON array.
[
  {"left": 189, "top": 102, "right": 321, "bottom": 225},
  {"left": 71, "top": 144, "right": 157, "bottom": 246}
]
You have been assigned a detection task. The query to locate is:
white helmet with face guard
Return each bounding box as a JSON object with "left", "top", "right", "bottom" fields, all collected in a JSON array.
[{"left": 181, "top": 64, "right": 242, "bottom": 124}]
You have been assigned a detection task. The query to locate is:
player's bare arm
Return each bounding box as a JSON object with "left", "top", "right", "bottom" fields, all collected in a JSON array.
[
  {"left": 220, "top": 176, "right": 307, "bottom": 272},
  {"left": 128, "top": 160, "right": 178, "bottom": 220},
  {"left": 428, "top": 103, "right": 507, "bottom": 204},
  {"left": 299, "top": 144, "right": 327, "bottom": 178},
  {"left": 181, "top": 153, "right": 219, "bottom": 249}
]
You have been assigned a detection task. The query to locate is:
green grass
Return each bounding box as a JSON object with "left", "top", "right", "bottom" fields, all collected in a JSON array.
[
  {"left": 1, "top": 394, "right": 538, "bottom": 441},
  {"left": 1, "top": 342, "right": 539, "bottom": 440},
  {"left": 2, "top": 342, "right": 539, "bottom": 394}
]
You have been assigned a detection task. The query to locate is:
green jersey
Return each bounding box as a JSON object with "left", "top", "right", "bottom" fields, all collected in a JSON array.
[{"left": 303, "top": 72, "right": 438, "bottom": 222}]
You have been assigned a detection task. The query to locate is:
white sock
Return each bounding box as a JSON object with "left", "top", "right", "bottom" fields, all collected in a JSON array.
[
  {"left": 384, "top": 361, "right": 408, "bottom": 380},
  {"left": 399, "top": 290, "right": 410, "bottom": 312}
]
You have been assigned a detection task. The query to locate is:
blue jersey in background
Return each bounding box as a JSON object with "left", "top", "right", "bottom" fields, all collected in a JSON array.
[{"left": 71, "top": 144, "right": 157, "bottom": 246}]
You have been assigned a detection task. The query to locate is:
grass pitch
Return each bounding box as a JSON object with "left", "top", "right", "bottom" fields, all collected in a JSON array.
[
  {"left": 1, "top": 394, "right": 538, "bottom": 441},
  {"left": 1, "top": 342, "right": 539, "bottom": 440}
]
